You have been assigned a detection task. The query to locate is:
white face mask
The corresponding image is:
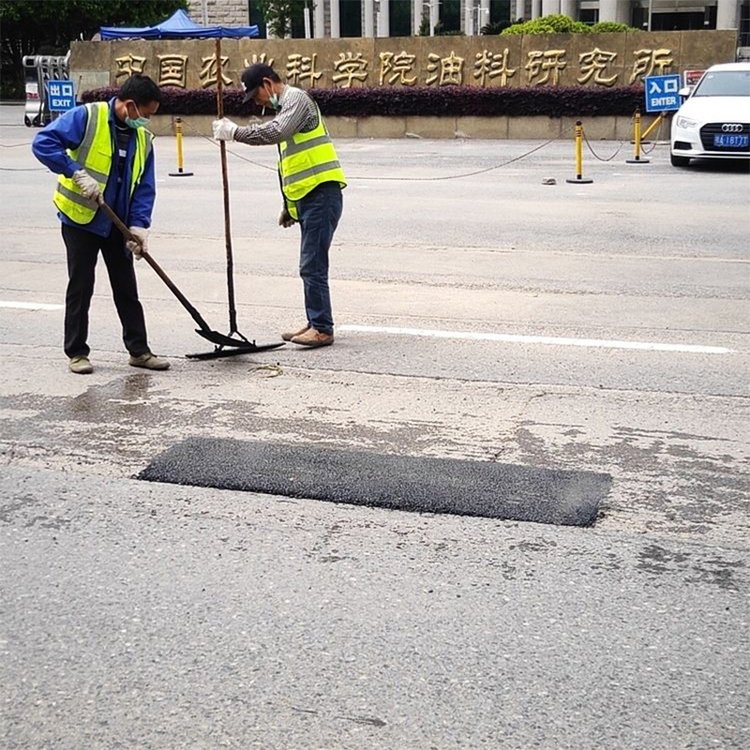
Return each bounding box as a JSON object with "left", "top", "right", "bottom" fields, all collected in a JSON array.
[{"left": 264, "top": 82, "right": 280, "bottom": 110}]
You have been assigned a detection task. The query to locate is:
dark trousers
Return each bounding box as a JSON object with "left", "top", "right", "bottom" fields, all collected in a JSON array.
[
  {"left": 61, "top": 223, "right": 149, "bottom": 359},
  {"left": 297, "top": 182, "right": 343, "bottom": 335}
]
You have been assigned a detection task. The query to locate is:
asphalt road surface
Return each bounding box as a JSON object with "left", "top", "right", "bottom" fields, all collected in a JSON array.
[{"left": 1, "top": 103, "right": 748, "bottom": 749}]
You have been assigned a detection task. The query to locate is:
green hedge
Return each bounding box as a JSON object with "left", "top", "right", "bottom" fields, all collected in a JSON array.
[
  {"left": 501, "top": 14, "right": 639, "bottom": 34},
  {"left": 83, "top": 84, "right": 645, "bottom": 118}
]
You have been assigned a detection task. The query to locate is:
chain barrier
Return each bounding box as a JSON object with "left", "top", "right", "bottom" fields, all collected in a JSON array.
[
  {"left": 0, "top": 141, "right": 48, "bottom": 171},
  {"left": 350, "top": 137, "right": 562, "bottom": 181},
  {"left": 0, "top": 115, "right": 667, "bottom": 178},
  {"left": 181, "top": 117, "right": 576, "bottom": 182},
  {"left": 582, "top": 129, "right": 626, "bottom": 162},
  {"left": 632, "top": 108, "right": 668, "bottom": 156},
  {"left": 640, "top": 114, "right": 667, "bottom": 154},
  {"left": 180, "top": 118, "right": 279, "bottom": 173}
]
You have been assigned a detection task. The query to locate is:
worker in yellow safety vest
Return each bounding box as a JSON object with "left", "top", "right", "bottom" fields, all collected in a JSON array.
[
  {"left": 32, "top": 74, "right": 169, "bottom": 374},
  {"left": 212, "top": 63, "right": 346, "bottom": 349}
]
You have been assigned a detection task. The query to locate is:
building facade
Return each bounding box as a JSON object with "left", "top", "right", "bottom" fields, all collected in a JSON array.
[{"left": 188, "top": 0, "right": 748, "bottom": 41}]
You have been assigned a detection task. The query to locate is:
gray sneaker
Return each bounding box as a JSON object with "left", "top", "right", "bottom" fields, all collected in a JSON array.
[
  {"left": 69, "top": 355, "right": 93, "bottom": 374},
  {"left": 129, "top": 352, "right": 170, "bottom": 370}
]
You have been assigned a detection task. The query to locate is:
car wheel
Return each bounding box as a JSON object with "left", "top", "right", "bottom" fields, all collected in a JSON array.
[{"left": 670, "top": 153, "right": 690, "bottom": 167}]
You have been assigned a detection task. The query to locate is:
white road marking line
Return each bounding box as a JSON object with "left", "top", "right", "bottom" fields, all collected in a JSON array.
[
  {"left": 339, "top": 325, "right": 734, "bottom": 355},
  {"left": 0, "top": 301, "right": 63, "bottom": 311}
]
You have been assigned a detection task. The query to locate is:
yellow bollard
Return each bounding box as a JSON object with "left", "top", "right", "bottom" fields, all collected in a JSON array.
[
  {"left": 566, "top": 121, "right": 593, "bottom": 184},
  {"left": 626, "top": 109, "right": 650, "bottom": 164},
  {"left": 168, "top": 117, "right": 194, "bottom": 177},
  {"left": 641, "top": 111, "right": 666, "bottom": 142}
]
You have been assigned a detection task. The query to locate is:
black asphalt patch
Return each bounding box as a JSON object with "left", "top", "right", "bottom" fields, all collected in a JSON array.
[{"left": 137, "top": 438, "right": 612, "bottom": 527}]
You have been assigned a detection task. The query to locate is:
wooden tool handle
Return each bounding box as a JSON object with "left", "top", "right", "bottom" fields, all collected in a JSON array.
[{"left": 214, "top": 37, "right": 238, "bottom": 334}]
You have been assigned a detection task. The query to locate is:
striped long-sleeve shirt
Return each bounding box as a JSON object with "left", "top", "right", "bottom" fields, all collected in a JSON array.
[{"left": 233, "top": 85, "right": 319, "bottom": 146}]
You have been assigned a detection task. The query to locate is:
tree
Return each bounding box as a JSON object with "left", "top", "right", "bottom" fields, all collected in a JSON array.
[
  {"left": 255, "top": 0, "right": 308, "bottom": 38},
  {"left": 0, "top": 0, "right": 187, "bottom": 98}
]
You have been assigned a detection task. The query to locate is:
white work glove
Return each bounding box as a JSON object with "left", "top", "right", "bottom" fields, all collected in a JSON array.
[
  {"left": 72, "top": 168, "right": 101, "bottom": 201},
  {"left": 212, "top": 117, "right": 238, "bottom": 141},
  {"left": 126, "top": 226, "right": 149, "bottom": 259},
  {"left": 278, "top": 206, "right": 296, "bottom": 228}
]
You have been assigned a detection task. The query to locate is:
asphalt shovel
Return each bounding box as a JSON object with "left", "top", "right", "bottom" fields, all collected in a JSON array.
[{"left": 97, "top": 196, "right": 282, "bottom": 356}]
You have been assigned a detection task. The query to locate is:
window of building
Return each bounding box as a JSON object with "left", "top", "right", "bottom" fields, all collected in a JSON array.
[
  {"left": 740, "top": 0, "right": 750, "bottom": 46},
  {"left": 438, "top": 0, "right": 462, "bottom": 33},
  {"left": 633, "top": 2, "right": 715, "bottom": 30},
  {"left": 390, "top": 0, "right": 413, "bottom": 35},
  {"left": 650, "top": 10, "right": 707, "bottom": 30},
  {"left": 578, "top": 8, "right": 598, "bottom": 25},
  {"left": 490, "top": 0, "right": 511, "bottom": 26},
  {"left": 340, "top": 0, "right": 363, "bottom": 36}
]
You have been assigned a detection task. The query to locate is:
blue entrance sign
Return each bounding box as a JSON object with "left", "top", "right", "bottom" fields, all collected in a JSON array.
[
  {"left": 46, "top": 80, "right": 75, "bottom": 111},
  {"left": 644, "top": 74, "right": 682, "bottom": 113}
]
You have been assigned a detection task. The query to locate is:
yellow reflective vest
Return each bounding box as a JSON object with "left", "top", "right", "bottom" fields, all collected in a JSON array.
[
  {"left": 278, "top": 104, "right": 346, "bottom": 220},
  {"left": 53, "top": 102, "right": 153, "bottom": 225}
]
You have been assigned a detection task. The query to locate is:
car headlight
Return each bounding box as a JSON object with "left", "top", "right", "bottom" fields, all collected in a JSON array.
[{"left": 675, "top": 115, "right": 698, "bottom": 129}]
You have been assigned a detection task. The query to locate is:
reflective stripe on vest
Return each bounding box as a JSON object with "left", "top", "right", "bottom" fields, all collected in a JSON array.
[
  {"left": 278, "top": 105, "right": 346, "bottom": 219},
  {"left": 53, "top": 102, "right": 153, "bottom": 225}
]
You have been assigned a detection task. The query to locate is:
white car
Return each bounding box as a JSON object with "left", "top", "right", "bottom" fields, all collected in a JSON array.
[{"left": 670, "top": 62, "right": 750, "bottom": 167}]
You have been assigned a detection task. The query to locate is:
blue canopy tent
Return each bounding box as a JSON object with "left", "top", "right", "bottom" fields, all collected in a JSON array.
[{"left": 100, "top": 8, "right": 259, "bottom": 39}]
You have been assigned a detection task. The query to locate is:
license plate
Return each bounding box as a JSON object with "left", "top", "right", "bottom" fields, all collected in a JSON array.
[{"left": 713, "top": 133, "right": 748, "bottom": 148}]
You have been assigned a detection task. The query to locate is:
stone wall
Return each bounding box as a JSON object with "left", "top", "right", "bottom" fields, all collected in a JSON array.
[
  {"left": 186, "top": 0, "right": 250, "bottom": 26},
  {"left": 69, "top": 30, "right": 736, "bottom": 95},
  {"left": 148, "top": 112, "right": 657, "bottom": 141}
]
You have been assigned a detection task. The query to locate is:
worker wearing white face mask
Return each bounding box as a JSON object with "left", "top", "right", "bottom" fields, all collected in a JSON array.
[
  {"left": 32, "top": 74, "right": 169, "bottom": 374},
  {"left": 212, "top": 63, "right": 347, "bottom": 349}
]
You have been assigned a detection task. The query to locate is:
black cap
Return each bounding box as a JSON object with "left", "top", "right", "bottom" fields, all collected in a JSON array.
[{"left": 241, "top": 63, "right": 275, "bottom": 103}]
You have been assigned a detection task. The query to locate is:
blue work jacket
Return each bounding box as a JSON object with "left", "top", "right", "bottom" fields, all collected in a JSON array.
[{"left": 31, "top": 98, "right": 156, "bottom": 237}]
